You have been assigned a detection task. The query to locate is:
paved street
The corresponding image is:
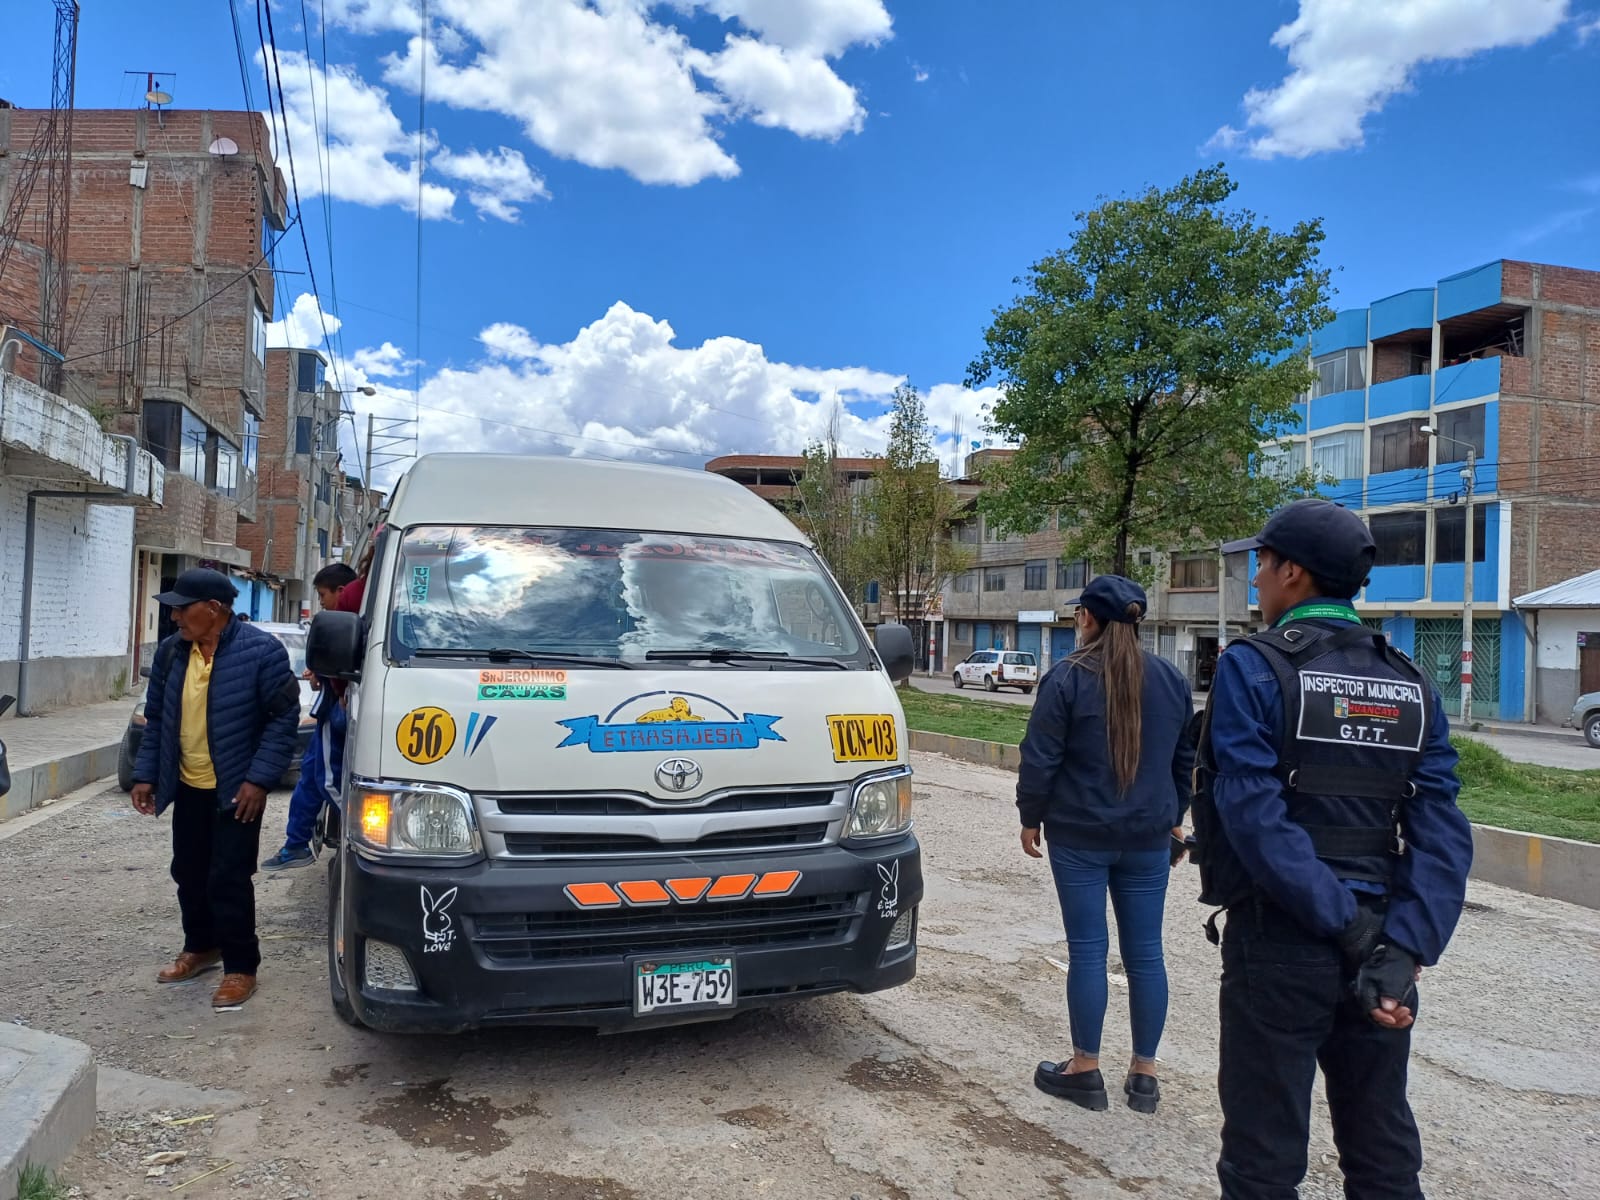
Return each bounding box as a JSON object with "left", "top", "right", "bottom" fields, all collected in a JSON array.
[
  {"left": 915, "top": 673, "right": 1039, "bottom": 706},
  {"left": 1, "top": 756, "right": 1596, "bottom": 1199}
]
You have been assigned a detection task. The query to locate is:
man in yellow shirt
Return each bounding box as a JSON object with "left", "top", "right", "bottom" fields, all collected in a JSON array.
[{"left": 131, "top": 569, "right": 299, "bottom": 1010}]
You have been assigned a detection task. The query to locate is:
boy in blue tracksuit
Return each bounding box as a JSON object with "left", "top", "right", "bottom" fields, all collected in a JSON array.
[
  {"left": 1199, "top": 500, "right": 1473, "bottom": 1200},
  {"left": 261, "top": 563, "right": 358, "bottom": 871}
]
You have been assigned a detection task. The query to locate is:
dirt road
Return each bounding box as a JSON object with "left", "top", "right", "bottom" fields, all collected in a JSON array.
[{"left": 2, "top": 756, "right": 1596, "bottom": 1199}]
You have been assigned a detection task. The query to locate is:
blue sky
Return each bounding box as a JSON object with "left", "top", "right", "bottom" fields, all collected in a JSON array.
[{"left": 5, "top": 0, "right": 1598, "bottom": 483}]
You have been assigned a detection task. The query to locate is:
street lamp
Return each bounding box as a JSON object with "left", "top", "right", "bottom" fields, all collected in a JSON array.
[{"left": 1421, "top": 424, "right": 1477, "bottom": 724}]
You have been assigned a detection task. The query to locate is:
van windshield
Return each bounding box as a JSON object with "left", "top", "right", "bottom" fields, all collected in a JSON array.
[{"left": 388, "top": 526, "right": 869, "bottom": 668}]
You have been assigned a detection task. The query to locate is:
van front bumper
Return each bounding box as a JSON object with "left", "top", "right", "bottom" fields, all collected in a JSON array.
[{"left": 338, "top": 836, "right": 922, "bottom": 1033}]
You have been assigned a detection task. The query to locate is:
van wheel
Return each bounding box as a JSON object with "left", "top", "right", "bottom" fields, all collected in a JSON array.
[
  {"left": 116, "top": 735, "right": 135, "bottom": 793},
  {"left": 984, "top": 675, "right": 998, "bottom": 692},
  {"left": 327, "top": 855, "right": 365, "bottom": 1029},
  {"left": 1586, "top": 714, "right": 1600, "bottom": 749},
  {"left": 952, "top": 673, "right": 964, "bottom": 689}
]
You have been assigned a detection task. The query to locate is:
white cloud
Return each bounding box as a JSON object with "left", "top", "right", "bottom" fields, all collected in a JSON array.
[
  {"left": 1212, "top": 0, "right": 1570, "bottom": 159},
  {"left": 266, "top": 292, "right": 343, "bottom": 349},
  {"left": 912, "top": 63, "right": 930, "bottom": 83},
  {"left": 306, "top": 298, "right": 994, "bottom": 485},
  {"left": 321, "top": 0, "right": 423, "bottom": 34},
  {"left": 696, "top": 36, "right": 865, "bottom": 138},
  {"left": 683, "top": 0, "right": 892, "bottom": 57},
  {"left": 432, "top": 146, "right": 549, "bottom": 220},
  {"left": 265, "top": 49, "right": 456, "bottom": 218},
  {"left": 1578, "top": 12, "right": 1600, "bottom": 40},
  {"left": 350, "top": 341, "right": 413, "bottom": 377}
]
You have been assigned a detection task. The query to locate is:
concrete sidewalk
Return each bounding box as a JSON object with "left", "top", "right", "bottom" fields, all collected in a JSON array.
[{"left": 0, "top": 698, "right": 131, "bottom": 822}]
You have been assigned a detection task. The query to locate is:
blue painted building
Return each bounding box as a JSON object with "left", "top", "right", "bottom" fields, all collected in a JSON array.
[{"left": 1245, "top": 259, "right": 1600, "bottom": 723}]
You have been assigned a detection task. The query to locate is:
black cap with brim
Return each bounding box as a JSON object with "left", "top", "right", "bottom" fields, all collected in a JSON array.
[
  {"left": 154, "top": 567, "right": 238, "bottom": 608},
  {"left": 1222, "top": 499, "right": 1376, "bottom": 595}
]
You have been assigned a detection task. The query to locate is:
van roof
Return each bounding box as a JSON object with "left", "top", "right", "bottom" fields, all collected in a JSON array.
[{"left": 384, "top": 454, "right": 809, "bottom": 542}]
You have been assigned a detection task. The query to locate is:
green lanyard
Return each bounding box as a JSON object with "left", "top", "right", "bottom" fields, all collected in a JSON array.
[{"left": 1274, "top": 601, "right": 1360, "bottom": 627}]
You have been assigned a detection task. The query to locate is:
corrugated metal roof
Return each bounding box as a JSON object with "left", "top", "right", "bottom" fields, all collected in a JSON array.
[{"left": 1513, "top": 568, "right": 1600, "bottom": 608}]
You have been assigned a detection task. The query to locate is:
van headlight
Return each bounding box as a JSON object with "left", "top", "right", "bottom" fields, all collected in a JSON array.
[
  {"left": 353, "top": 781, "right": 479, "bottom": 857},
  {"left": 845, "top": 769, "right": 913, "bottom": 840}
]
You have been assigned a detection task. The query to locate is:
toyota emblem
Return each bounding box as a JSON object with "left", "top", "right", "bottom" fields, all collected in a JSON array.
[{"left": 655, "top": 758, "right": 703, "bottom": 794}]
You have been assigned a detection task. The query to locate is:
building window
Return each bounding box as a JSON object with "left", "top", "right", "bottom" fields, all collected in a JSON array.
[
  {"left": 983, "top": 568, "right": 1007, "bottom": 592},
  {"left": 1137, "top": 551, "right": 1153, "bottom": 567},
  {"left": 1371, "top": 510, "right": 1426, "bottom": 567},
  {"left": 865, "top": 581, "right": 880, "bottom": 604},
  {"left": 954, "top": 520, "right": 980, "bottom": 543},
  {"left": 251, "top": 302, "right": 267, "bottom": 365},
  {"left": 241, "top": 410, "right": 259, "bottom": 474},
  {"left": 211, "top": 436, "right": 239, "bottom": 498},
  {"left": 1435, "top": 504, "right": 1488, "bottom": 563},
  {"left": 142, "top": 400, "right": 208, "bottom": 483},
  {"left": 1170, "top": 554, "right": 1218, "bottom": 589},
  {"left": 317, "top": 470, "right": 331, "bottom": 505},
  {"left": 317, "top": 529, "right": 330, "bottom": 560},
  {"left": 953, "top": 570, "right": 977, "bottom": 593},
  {"left": 1434, "top": 405, "right": 1487, "bottom": 464},
  {"left": 984, "top": 519, "right": 1003, "bottom": 543},
  {"left": 1258, "top": 440, "right": 1302, "bottom": 481},
  {"left": 297, "top": 352, "right": 325, "bottom": 394},
  {"left": 295, "top": 415, "right": 313, "bottom": 455},
  {"left": 1139, "top": 626, "right": 1158, "bottom": 655},
  {"left": 1305, "top": 347, "right": 1365, "bottom": 400},
  {"left": 1311, "top": 429, "right": 1364, "bottom": 480},
  {"left": 1370, "top": 418, "right": 1428, "bottom": 474},
  {"left": 954, "top": 621, "right": 970, "bottom": 641},
  {"left": 1056, "top": 557, "right": 1090, "bottom": 590},
  {"left": 1024, "top": 560, "right": 1047, "bottom": 590}
]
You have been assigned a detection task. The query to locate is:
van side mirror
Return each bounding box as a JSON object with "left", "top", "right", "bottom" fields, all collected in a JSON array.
[
  {"left": 307, "top": 611, "right": 364, "bottom": 679},
  {"left": 874, "top": 623, "right": 915, "bottom": 683}
]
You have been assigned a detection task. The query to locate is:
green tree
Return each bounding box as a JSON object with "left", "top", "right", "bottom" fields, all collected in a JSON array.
[
  {"left": 861, "top": 385, "right": 971, "bottom": 628},
  {"left": 793, "top": 402, "right": 869, "bottom": 605},
  {"left": 966, "top": 165, "right": 1333, "bottom": 577}
]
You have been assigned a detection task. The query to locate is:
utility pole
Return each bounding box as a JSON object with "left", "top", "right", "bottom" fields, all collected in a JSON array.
[{"left": 1460, "top": 446, "right": 1476, "bottom": 724}]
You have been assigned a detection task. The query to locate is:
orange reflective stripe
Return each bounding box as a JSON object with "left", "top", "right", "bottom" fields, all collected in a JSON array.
[
  {"left": 666, "top": 877, "right": 712, "bottom": 902},
  {"left": 705, "top": 873, "right": 757, "bottom": 901},
  {"left": 617, "top": 880, "right": 671, "bottom": 906},
  {"left": 565, "top": 882, "right": 622, "bottom": 908},
  {"left": 752, "top": 870, "right": 801, "bottom": 896}
]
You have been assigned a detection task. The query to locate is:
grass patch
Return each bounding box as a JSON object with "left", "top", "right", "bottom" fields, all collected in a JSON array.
[
  {"left": 18, "top": 1164, "right": 69, "bottom": 1200},
  {"left": 1452, "top": 736, "right": 1600, "bottom": 843},
  {"left": 899, "top": 684, "right": 1031, "bottom": 746},
  {"left": 897, "top": 687, "right": 1600, "bottom": 844}
]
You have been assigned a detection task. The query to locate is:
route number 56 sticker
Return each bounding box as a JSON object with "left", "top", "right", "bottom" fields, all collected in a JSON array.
[{"left": 397, "top": 706, "right": 456, "bottom": 764}]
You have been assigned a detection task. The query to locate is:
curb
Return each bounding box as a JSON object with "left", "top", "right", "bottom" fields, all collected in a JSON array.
[
  {"left": 0, "top": 742, "right": 122, "bottom": 823},
  {"left": 907, "top": 729, "right": 1600, "bottom": 912},
  {"left": 0, "top": 1024, "right": 97, "bottom": 1199}
]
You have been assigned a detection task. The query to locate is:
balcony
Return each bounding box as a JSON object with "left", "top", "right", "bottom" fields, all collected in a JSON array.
[
  {"left": 1368, "top": 374, "right": 1431, "bottom": 420},
  {"left": 0, "top": 368, "right": 164, "bottom": 504},
  {"left": 1434, "top": 356, "right": 1500, "bottom": 405},
  {"left": 1308, "top": 389, "right": 1366, "bottom": 431}
]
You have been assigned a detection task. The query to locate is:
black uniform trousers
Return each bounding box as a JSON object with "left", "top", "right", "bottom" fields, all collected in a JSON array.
[
  {"left": 170, "top": 781, "right": 264, "bottom": 975},
  {"left": 1218, "top": 900, "right": 1423, "bottom": 1200}
]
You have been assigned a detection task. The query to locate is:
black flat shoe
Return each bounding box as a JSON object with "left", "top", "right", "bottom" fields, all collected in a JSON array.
[
  {"left": 1125, "top": 1072, "right": 1160, "bottom": 1114},
  {"left": 1034, "top": 1061, "right": 1108, "bottom": 1110}
]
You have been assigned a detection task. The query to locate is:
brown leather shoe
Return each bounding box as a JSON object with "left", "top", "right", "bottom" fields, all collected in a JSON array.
[
  {"left": 211, "top": 973, "right": 257, "bottom": 1009},
  {"left": 157, "top": 950, "right": 221, "bottom": 983}
]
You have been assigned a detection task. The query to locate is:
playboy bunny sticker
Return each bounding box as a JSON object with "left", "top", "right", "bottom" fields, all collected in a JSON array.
[
  {"left": 877, "top": 860, "right": 899, "bottom": 920},
  {"left": 421, "top": 885, "right": 459, "bottom": 953}
]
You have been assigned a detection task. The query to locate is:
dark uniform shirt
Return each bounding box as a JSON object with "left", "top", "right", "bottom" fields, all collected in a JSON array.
[{"left": 1209, "top": 612, "right": 1472, "bottom": 964}]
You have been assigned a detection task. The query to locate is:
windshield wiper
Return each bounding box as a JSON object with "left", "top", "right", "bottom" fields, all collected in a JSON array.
[
  {"left": 644, "top": 648, "right": 848, "bottom": 670},
  {"left": 409, "top": 648, "right": 633, "bottom": 669}
]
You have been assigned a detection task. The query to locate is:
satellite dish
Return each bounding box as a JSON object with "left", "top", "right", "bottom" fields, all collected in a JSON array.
[
  {"left": 208, "top": 137, "right": 239, "bottom": 157},
  {"left": 146, "top": 90, "right": 172, "bottom": 106}
]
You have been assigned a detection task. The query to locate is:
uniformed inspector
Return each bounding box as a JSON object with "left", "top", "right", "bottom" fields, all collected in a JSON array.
[{"left": 1191, "top": 499, "right": 1473, "bottom": 1200}]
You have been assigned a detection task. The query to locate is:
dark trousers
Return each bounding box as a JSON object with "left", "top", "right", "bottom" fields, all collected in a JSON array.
[
  {"left": 170, "top": 781, "right": 264, "bottom": 975},
  {"left": 1218, "top": 903, "right": 1423, "bottom": 1200}
]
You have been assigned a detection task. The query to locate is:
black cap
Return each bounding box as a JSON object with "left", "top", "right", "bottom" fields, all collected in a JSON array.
[
  {"left": 1079, "top": 574, "right": 1147, "bottom": 625},
  {"left": 1221, "top": 499, "right": 1376, "bottom": 596},
  {"left": 154, "top": 567, "right": 238, "bottom": 608}
]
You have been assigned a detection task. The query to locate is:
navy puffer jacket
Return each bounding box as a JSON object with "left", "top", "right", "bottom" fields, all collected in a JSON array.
[{"left": 132, "top": 616, "right": 300, "bottom": 815}]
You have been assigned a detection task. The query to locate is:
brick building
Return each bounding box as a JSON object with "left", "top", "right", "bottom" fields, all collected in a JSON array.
[
  {"left": 0, "top": 105, "right": 289, "bottom": 663},
  {"left": 703, "top": 453, "right": 881, "bottom": 509},
  {"left": 235, "top": 347, "right": 349, "bottom": 620}
]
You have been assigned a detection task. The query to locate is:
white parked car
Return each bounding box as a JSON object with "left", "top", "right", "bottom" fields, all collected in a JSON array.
[{"left": 954, "top": 649, "right": 1038, "bottom": 694}]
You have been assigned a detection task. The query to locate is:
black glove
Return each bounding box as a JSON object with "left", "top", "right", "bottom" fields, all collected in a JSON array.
[
  {"left": 1353, "top": 943, "right": 1419, "bottom": 1023},
  {"left": 1335, "top": 906, "right": 1383, "bottom": 971}
]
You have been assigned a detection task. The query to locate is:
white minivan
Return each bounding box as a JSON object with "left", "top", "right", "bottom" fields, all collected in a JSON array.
[
  {"left": 954, "top": 649, "right": 1038, "bottom": 694},
  {"left": 309, "top": 454, "right": 923, "bottom": 1033}
]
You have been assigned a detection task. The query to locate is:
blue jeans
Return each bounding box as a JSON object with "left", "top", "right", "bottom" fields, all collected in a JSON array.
[
  {"left": 282, "top": 703, "right": 346, "bottom": 853},
  {"left": 1047, "top": 843, "right": 1170, "bottom": 1060}
]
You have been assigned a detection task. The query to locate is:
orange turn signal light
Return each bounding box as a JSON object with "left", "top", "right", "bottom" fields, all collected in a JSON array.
[{"left": 359, "top": 793, "right": 390, "bottom": 845}]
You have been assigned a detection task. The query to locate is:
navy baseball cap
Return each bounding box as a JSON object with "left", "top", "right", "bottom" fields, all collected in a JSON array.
[
  {"left": 154, "top": 567, "right": 238, "bottom": 608},
  {"left": 1079, "top": 574, "right": 1147, "bottom": 625},
  {"left": 1222, "top": 499, "right": 1376, "bottom": 596}
]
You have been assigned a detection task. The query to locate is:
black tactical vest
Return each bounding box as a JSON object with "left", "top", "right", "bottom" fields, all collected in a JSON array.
[{"left": 1190, "top": 620, "right": 1431, "bottom": 914}]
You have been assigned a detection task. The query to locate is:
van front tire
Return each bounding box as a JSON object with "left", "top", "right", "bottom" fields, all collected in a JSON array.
[{"left": 327, "top": 855, "right": 365, "bottom": 1029}]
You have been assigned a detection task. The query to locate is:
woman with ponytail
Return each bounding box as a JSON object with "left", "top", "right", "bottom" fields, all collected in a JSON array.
[{"left": 1017, "top": 573, "right": 1196, "bottom": 1114}]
